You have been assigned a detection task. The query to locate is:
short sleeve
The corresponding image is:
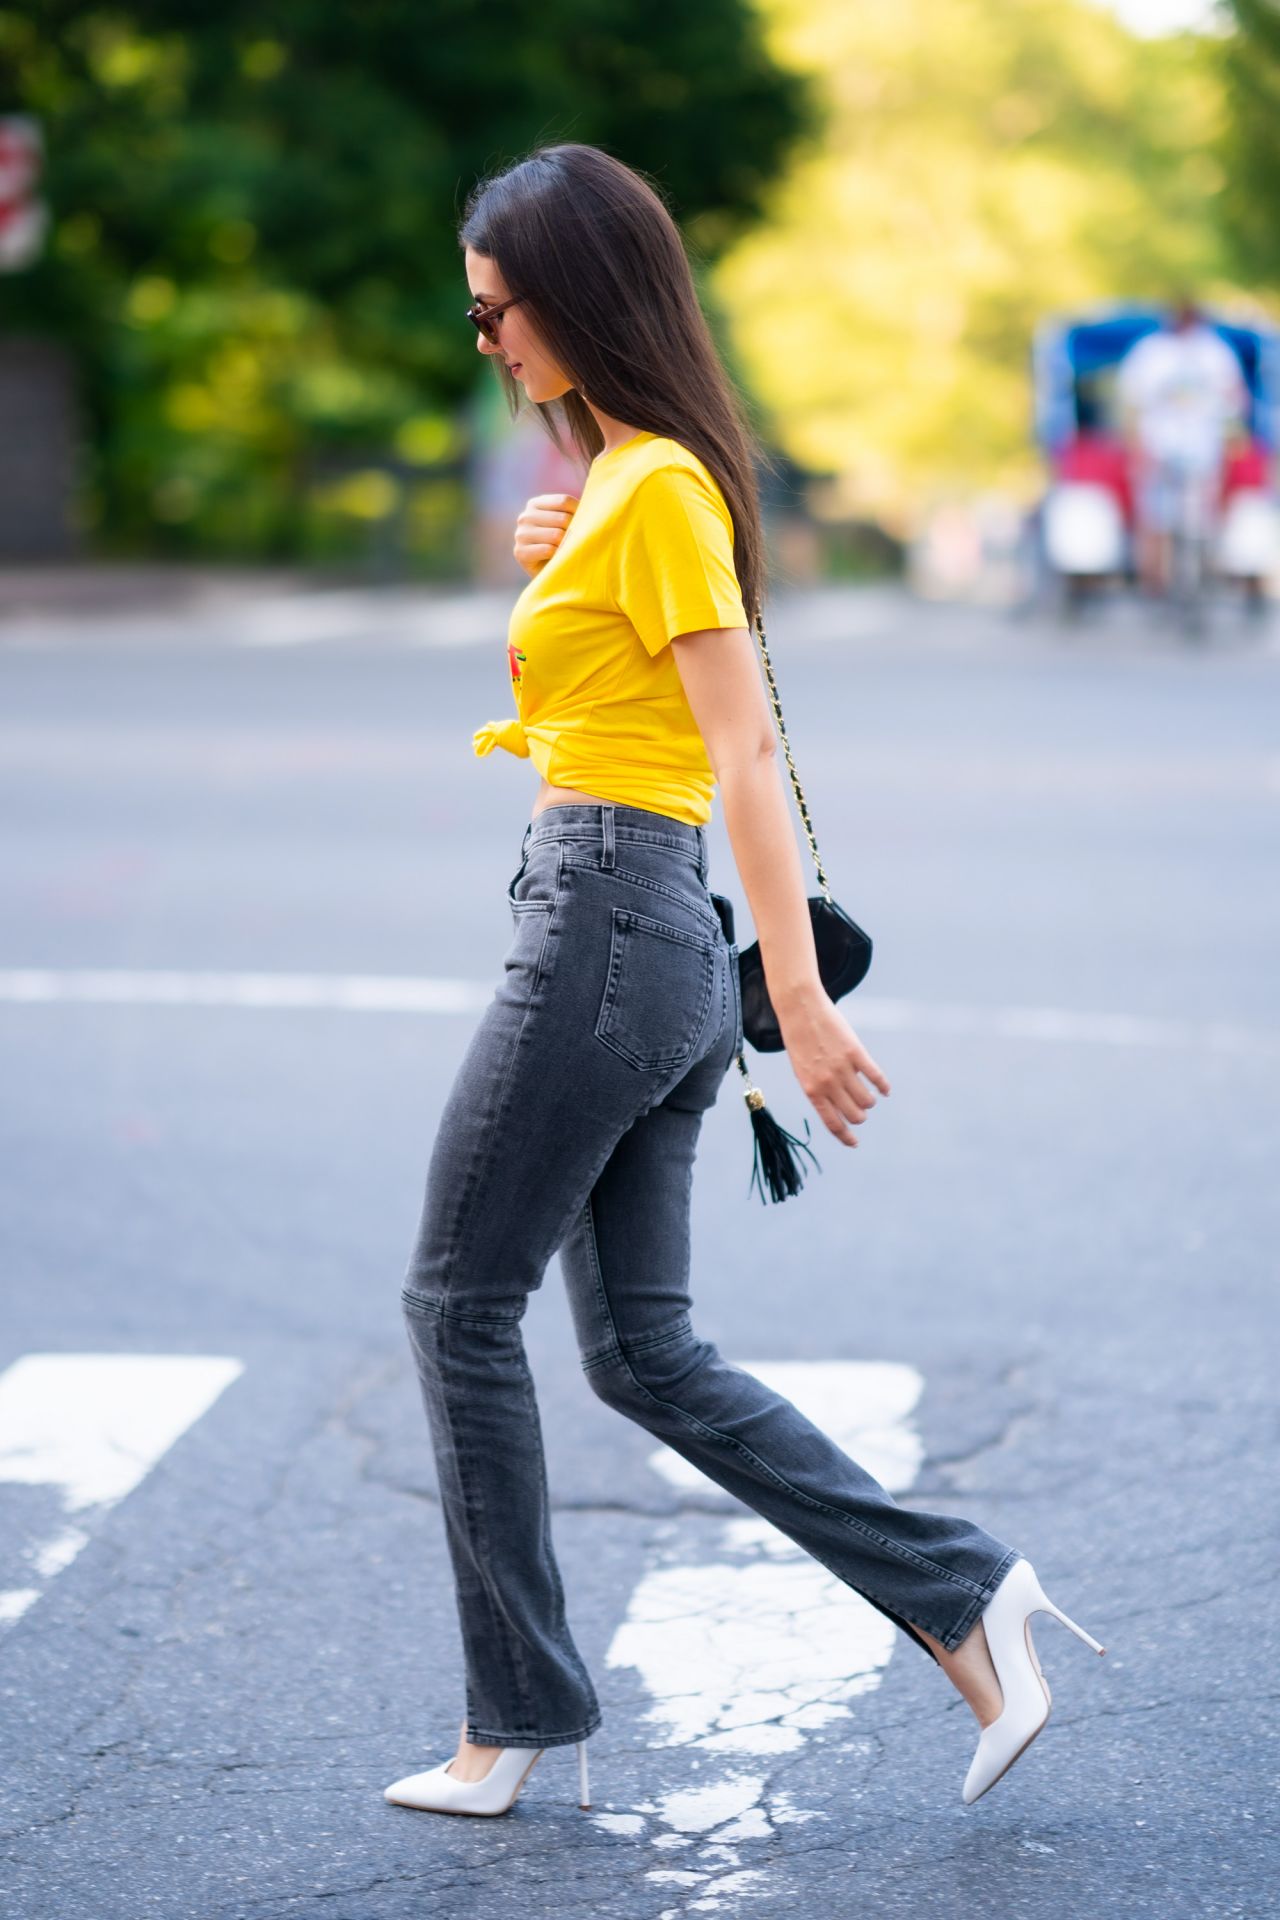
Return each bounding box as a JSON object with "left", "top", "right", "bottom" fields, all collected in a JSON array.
[{"left": 612, "top": 464, "right": 749, "bottom": 657}]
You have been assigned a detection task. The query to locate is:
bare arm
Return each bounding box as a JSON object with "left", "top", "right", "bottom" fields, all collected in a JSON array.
[{"left": 670, "top": 625, "right": 890, "bottom": 1146}]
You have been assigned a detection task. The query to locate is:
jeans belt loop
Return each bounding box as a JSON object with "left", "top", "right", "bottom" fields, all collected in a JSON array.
[{"left": 601, "top": 804, "right": 615, "bottom": 870}]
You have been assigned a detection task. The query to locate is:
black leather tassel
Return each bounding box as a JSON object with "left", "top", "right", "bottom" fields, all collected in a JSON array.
[{"left": 735, "top": 1052, "right": 822, "bottom": 1204}]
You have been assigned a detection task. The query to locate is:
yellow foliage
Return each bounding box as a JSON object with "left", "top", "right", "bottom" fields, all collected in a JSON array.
[
  {"left": 126, "top": 277, "right": 178, "bottom": 324},
  {"left": 69, "top": 18, "right": 188, "bottom": 100},
  {"left": 393, "top": 414, "right": 459, "bottom": 462},
  {"left": 315, "top": 471, "right": 401, "bottom": 521},
  {"left": 166, "top": 385, "right": 220, "bottom": 433}
]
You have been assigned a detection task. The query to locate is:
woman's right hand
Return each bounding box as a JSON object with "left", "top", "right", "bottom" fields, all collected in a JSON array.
[{"left": 515, "top": 493, "right": 579, "bottom": 575}]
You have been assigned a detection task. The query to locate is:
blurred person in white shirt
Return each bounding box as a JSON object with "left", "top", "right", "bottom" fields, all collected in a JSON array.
[{"left": 1117, "top": 301, "right": 1247, "bottom": 595}]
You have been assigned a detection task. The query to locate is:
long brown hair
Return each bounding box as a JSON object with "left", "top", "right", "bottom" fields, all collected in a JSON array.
[{"left": 459, "top": 142, "right": 776, "bottom": 625}]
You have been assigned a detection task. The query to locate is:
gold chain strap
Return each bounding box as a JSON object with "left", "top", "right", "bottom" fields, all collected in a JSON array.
[{"left": 750, "top": 601, "right": 830, "bottom": 899}]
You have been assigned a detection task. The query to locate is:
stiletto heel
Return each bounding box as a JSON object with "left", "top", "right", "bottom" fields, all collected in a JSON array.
[
  {"left": 1039, "top": 1595, "right": 1106, "bottom": 1656},
  {"left": 961, "top": 1556, "right": 1106, "bottom": 1806},
  {"left": 384, "top": 1734, "right": 593, "bottom": 1817}
]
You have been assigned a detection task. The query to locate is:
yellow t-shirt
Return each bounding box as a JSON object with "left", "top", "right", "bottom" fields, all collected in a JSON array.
[{"left": 472, "top": 430, "right": 749, "bottom": 826}]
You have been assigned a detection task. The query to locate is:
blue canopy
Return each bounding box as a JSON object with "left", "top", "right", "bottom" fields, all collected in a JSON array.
[{"left": 1033, "top": 302, "right": 1280, "bottom": 453}]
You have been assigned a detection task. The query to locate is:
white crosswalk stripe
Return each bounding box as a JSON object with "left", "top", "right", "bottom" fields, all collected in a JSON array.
[
  {"left": 605, "top": 1360, "right": 928, "bottom": 1899},
  {"left": 0, "top": 1354, "right": 244, "bottom": 1632}
]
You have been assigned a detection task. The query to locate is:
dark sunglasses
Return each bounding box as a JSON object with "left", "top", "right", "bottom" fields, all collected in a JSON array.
[{"left": 465, "top": 294, "right": 527, "bottom": 345}]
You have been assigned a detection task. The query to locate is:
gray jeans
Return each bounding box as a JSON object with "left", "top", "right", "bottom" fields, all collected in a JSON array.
[{"left": 400, "top": 801, "right": 1021, "bottom": 1749}]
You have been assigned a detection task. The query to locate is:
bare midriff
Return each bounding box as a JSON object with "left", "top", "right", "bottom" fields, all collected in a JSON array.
[{"left": 530, "top": 776, "right": 613, "bottom": 818}]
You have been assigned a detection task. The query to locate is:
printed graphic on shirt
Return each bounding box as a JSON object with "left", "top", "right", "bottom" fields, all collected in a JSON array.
[{"left": 507, "top": 641, "right": 527, "bottom": 689}]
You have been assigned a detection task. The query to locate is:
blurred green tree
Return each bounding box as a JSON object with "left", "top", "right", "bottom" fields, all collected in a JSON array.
[
  {"left": 1219, "top": 0, "right": 1280, "bottom": 287},
  {"left": 0, "top": 3, "right": 814, "bottom": 558}
]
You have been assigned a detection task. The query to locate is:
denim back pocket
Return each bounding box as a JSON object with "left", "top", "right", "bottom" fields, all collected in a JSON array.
[{"left": 594, "top": 906, "right": 718, "bottom": 1072}]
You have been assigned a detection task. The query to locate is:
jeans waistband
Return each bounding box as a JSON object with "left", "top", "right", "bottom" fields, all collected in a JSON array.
[{"left": 522, "top": 802, "right": 708, "bottom": 879}]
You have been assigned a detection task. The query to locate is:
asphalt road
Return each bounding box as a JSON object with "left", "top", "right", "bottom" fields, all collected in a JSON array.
[{"left": 1, "top": 580, "right": 1277, "bottom": 1919}]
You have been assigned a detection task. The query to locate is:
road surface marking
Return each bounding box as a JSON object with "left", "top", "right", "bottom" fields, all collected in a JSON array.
[
  {"left": 600, "top": 1358, "right": 929, "bottom": 1903},
  {"left": 0, "top": 1354, "right": 244, "bottom": 1633},
  {"left": 1, "top": 968, "right": 1275, "bottom": 1056}
]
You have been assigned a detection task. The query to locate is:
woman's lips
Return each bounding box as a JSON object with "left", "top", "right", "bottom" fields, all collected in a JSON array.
[{"left": 508, "top": 362, "right": 523, "bottom": 376}]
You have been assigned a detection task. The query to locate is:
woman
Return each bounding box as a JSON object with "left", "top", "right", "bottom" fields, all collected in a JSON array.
[{"left": 384, "top": 144, "right": 1104, "bottom": 1821}]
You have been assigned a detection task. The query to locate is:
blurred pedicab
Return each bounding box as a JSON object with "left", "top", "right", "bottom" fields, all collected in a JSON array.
[{"left": 1031, "top": 303, "right": 1280, "bottom": 629}]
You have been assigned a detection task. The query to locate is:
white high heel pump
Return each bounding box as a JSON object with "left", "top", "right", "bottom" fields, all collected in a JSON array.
[
  {"left": 384, "top": 1734, "right": 591, "bottom": 1817},
  {"left": 962, "top": 1556, "right": 1106, "bottom": 1806}
]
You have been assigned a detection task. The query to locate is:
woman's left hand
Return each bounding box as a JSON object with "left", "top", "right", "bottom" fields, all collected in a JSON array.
[{"left": 776, "top": 991, "right": 890, "bottom": 1147}]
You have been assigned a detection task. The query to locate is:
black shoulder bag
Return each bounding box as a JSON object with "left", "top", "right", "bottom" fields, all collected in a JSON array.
[{"left": 720, "top": 601, "right": 874, "bottom": 1205}]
